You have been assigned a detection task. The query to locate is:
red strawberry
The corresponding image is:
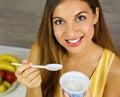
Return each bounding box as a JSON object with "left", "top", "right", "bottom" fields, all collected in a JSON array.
[{"left": 5, "top": 72, "right": 16, "bottom": 83}]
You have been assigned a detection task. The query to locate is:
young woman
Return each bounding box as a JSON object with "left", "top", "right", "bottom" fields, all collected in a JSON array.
[{"left": 15, "top": 0, "right": 120, "bottom": 97}]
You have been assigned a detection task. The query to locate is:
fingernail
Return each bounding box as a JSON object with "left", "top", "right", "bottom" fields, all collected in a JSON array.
[
  {"left": 64, "top": 92, "right": 68, "bottom": 96},
  {"left": 23, "top": 59, "right": 28, "bottom": 63},
  {"left": 29, "top": 62, "right": 32, "bottom": 66}
]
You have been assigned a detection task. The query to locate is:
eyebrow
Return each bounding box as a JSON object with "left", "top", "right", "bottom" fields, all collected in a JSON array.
[
  {"left": 52, "top": 11, "right": 88, "bottom": 20},
  {"left": 75, "top": 11, "right": 88, "bottom": 17},
  {"left": 52, "top": 16, "right": 62, "bottom": 20}
]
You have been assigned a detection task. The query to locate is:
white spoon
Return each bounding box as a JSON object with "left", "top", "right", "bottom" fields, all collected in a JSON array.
[{"left": 11, "top": 63, "right": 63, "bottom": 71}]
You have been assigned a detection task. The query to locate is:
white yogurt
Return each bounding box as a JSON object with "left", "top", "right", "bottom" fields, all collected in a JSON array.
[{"left": 60, "top": 71, "right": 90, "bottom": 95}]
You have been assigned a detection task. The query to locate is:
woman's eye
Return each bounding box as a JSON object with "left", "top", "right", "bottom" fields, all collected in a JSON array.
[
  {"left": 54, "top": 20, "right": 64, "bottom": 25},
  {"left": 76, "top": 16, "right": 86, "bottom": 22}
]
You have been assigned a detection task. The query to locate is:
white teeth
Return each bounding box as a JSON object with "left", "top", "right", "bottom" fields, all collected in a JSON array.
[{"left": 68, "top": 38, "right": 80, "bottom": 43}]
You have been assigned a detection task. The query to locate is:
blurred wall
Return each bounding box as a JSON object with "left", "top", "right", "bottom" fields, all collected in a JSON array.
[
  {"left": 0, "top": 0, "right": 46, "bottom": 48},
  {"left": 101, "top": 0, "right": 120, "bottom": 54}
]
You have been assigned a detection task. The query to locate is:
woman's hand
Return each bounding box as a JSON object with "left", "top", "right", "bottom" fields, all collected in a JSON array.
[
  {"left": 84, "top": 88, "right": 92, "bottom": 97},
  {"left": 60, "top": 87, "right": 69, "bottom": 97},
  {"left": 15, "top": 59, "right": 42, "bottom": 88}
]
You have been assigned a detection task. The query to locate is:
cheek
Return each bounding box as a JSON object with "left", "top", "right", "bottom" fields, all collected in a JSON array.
[
  {"left": 53, "top": 26, "right": 58, "bottom": 38},
  {"left": 53, "top": 28, "right": 62, "bottom": 44},
  {"left": 54, "top": 32, "right": 59, "bottom": 41},
  {"left": 54, "top": 28, "right": 60, "bottom": 39},
  {"left": 83, "top": 23, "right": 95, "bottom": 37},
  {"left": 53, "top": 26, "right": 65, "bottom": 39},
  {"left": 53, "top": 27, "right": 66, "bottom": 47},
  {"left": 54, "top": 32, "right": 64, "bottom": 47}
]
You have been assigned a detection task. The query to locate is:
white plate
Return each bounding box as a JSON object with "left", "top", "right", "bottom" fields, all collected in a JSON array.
[{"left": 0, "top": 81, "right": 18, "bottom": 96}]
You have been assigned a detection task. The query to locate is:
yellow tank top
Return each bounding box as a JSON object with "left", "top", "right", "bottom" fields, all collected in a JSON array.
[{"left": 90, "top": 49, "right": 115, "bottom": 97}]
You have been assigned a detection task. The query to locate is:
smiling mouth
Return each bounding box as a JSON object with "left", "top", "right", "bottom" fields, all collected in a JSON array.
[
  {"left": 67, "top": 38, "right": 80, "bottom": 43},
  {"left": 66, "top": 37, "right": 83, "bottom": 47}
]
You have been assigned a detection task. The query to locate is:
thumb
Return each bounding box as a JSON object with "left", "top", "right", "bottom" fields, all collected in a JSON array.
[
  {"left": 22, "top": 59, "right": 32, "bottom": 66},
  {"left": 64, "top": 92, "right": 69, "bottom": 97},
  {"left": 60, "top": 87, "right": 69, "bottom": 97},
  {"left": 84, "top": 88, "right": 92, "bottom": 97}
]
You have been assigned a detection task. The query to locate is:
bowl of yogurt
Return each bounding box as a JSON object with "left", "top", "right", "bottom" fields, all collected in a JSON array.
[{"left": 59, "top": 71, "right": 90, "bottom": 97}]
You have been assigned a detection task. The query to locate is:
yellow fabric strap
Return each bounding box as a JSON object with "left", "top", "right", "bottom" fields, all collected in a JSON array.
[{"left": 90, "top": 49, "right": 115, "bottom": 97}]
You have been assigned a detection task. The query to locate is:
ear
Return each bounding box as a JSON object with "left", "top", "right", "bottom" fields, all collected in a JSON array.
[{"left": 93, "top": 7, "right": 99, "bottom": 24}]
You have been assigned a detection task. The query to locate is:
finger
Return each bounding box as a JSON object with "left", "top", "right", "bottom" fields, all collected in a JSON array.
[
  {"left": 22, "top": 59, "right": 29, "bottom": 64},
  {"left": 34, "top": 75, "right": 42, "bottom": 87},
  {"left": 15, "top": 60, "right": 31, "bottom": 76},
  {"left": 28, "top": 74, "right": 42, "bottom": 88},
  {"left": 64, "top": 92, "right": 69, "bottom": 97},
  {"left": 17, "top": 68, "right": 40, "bottom": 87},
  {"left": 25, "top": 69, "right": 40, "bottom": 82},
  {"left": 15, "top": 64, "right": 31, "bottom": 77},
  {"left": 22, "top": 71, "right": 41, "bottom": 88},
  {"left": 60, "top": 87, "right": 70, "bottom": 97},
  {"left": 16, "top": 68, "right": 38, "bottom": 84},
  {"left": 15, "top": 66, "right": 30, "bottom": 79},
  {"left": 84, "top": 88, "right": 92, "bottom": 97}
]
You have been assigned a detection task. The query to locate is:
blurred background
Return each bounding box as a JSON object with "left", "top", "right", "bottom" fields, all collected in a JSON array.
[{"left": 0, "top": 0, "right": 120, "bottom": 54}]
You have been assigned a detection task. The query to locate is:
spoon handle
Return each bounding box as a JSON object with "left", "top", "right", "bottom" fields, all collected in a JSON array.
[
  {"left": 31, "top": 65, "right": 46, "bottom": 69},
  {"left": 11, "top": 63, "right": 22, "bottom": 66},
  {"left": 11, "top": 63, "right": 47, "bottom": 69}
]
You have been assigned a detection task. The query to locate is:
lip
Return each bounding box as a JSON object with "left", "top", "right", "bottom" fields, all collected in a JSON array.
[{"left": 66, "top": 37, "right": 83, "bottom": 47}]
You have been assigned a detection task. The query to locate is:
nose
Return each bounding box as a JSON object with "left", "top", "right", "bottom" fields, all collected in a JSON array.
[{"left": 66, "top": 22, "right": 78, "bottom": 37}]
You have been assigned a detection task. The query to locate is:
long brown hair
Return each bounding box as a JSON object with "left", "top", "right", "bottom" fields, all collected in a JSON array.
[
  {"left": 36, "top": 0, "right": 116, "bottom": 97},
  {"left": 84, "top": 0, "right": 116, "bottom": 53}
]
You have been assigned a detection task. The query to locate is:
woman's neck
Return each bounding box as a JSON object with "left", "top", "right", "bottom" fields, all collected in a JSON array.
[
  {"left": 63, "top": 42, "right": 104, "bottom": 76},
  {"left": 66, "top": 42, "right": 103, "bottom": 61}
]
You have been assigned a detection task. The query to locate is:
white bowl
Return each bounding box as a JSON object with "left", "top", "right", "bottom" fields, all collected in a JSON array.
[
  {"left": 59, "top": 71, "right": 90, "bottom": 97},
  {"left": 0, "top": 81, "right": 18, "bottom": 96}
]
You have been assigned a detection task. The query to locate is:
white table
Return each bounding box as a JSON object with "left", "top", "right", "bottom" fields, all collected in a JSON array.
[{"left": 0, "top": 45, "right": 30, "bottom": 97}]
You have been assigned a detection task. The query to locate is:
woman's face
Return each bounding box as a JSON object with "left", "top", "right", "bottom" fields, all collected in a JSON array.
[{"left": 52, "top": 0, "right": 99, "bottom": 53}]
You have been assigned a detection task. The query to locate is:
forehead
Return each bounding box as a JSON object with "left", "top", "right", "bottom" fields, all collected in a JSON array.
[{"left": 53, "top": 0, "right": 91, "bottom": 16}]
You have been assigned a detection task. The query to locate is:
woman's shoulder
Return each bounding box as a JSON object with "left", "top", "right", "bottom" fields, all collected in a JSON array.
[
  {"left": 111, "top": 55, "right": 120, "bottom": 73},
  {"left": 30, "top": 41, "right": 40, "bottom": 55},
  {"left": 31, "top": 41, "right": 40, "bottom": 50},
  {"left": 104, "top": 55, "right": 120, "bottom": 96},
  {"left": 110, "top": 55, "right": 120, "bottom": 82},
  {"left": 29, "top": 41, "right": 40, "bottom": 63}
]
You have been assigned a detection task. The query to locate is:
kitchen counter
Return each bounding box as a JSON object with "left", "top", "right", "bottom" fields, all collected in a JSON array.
[{"left": 0, "top": 45, "right": 30, "bottom": 97}]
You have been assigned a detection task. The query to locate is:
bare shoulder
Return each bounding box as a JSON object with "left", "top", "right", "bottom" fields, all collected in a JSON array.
[
  {"left": 30, "top": 41, "right": 40, "bottom": 53},
  {"left": 29, "top": 41, "right": 40, "bottom": 64},
  {"left": 103, "top": 55, "right": 120, "bottom": 97}
]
